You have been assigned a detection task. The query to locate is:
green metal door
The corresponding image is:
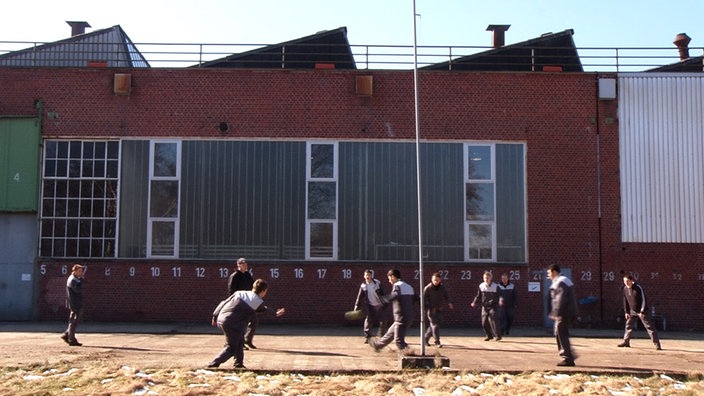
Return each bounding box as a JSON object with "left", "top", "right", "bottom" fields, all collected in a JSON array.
[{"left": 0, "top": 118, "right": 40, "bottom": 211}]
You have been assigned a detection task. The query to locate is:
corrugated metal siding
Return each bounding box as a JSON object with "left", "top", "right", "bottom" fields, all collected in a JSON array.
[{"left": 619, "top": 74, "right": 704, "bottom": 242}]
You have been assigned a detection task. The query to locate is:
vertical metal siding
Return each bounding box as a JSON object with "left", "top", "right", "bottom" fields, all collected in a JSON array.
[{"left": 619, "top": 74, "right": 704, "bottom": 242}]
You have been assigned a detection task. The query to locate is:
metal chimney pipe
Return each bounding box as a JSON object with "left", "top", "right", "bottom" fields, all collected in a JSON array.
[
  {"left": 674, "top": 33, "right": 692, "bottom": 60},
  {"left": 486, "top": 24, "right": 511, "bottom": 48},
  {"left": 66, "top": 21, "right": 91, "bottom": 36}
]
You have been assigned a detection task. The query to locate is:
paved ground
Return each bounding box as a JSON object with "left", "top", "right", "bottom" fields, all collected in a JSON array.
[{"left": 1, "top": 322, "right": 702, "bottom": 375}]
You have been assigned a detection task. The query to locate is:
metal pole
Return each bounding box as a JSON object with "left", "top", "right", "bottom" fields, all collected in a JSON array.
[{"left": 411, "top": 0, "right": 425, "bottom": 357}]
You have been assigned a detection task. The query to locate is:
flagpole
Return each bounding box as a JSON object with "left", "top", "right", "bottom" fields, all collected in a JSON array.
[{"left": 411, "top": 0, "right": 425, "bottom": 357}]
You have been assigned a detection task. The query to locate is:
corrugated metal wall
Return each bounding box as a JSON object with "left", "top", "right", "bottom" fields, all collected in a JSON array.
[{"left": 619, "top": 74, "right": 704, "bottom": 242}]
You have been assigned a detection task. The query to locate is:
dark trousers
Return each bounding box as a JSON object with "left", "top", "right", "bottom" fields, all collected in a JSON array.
[
  {"left": 424, "top": 309, "right": 443, "bottom": 344},
  {"left": 376, "top": 320, "right": 409, "bottom": 349},
  {"left": 499, "top": 307, "right": 515, "bottom": 335},
  {"left": 623, "top": 311, "right": 661, "bottom": 345},
  {"left": 245, "top": 315, "right": 258, "bottom": 344},
  {"left": 210, "top": 324, "right": 245, "bottom": 366},
  {"left": 364, "top": 304, "right": 389, "bottom": 338},
  {"left": 64, "top": 309, "right": 82, "bottom": 341},
  {"left": 481, "top": 307, "right": 500, "bottom": 338},
  {"left": 553, "top": 317, "right": 574, "bottom": 362}
]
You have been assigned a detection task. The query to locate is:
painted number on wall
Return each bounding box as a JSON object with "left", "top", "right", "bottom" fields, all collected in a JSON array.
[
  {"left": 580, "top": 271, "right": 592, "bottom": 281},
  {"left": 342, "top": 269, "right": 352, "bottom": 279},
  {"left": 270, "top": 268, "right": 280, "bottom": 279},
  {"left": 509, "top": 270, "right": 520, "bottom": 281}
]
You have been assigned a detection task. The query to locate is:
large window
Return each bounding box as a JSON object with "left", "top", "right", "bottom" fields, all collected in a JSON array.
[
  {"left": 119, "top": 140, "right": 307, "bottom": 259},
  {"left": 464, "top": 144, "right": 526, "bottom": 262},
  {"left": 63, "top": 139, "right": 525, "bottom": 262},
  {"left": 40, "top": 140, "right": 120, "bottom": 257}
]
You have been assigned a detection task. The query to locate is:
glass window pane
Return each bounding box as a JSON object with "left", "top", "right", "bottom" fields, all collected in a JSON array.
[
  {"left": 150, "top": 180, "right": 179, "bottom": 217},
  {"left": 83, "top": 142, "right": 94, "bottom": 159},
  {"left": 45, "top": 141, "right": 57, "bottom": 159},
  {"left": 107, "top": 141, "right": 119, "bottom": 159},
  {"left": 466, "top": 183, "right": 494, "bottom": 221},
  {"left": 56, "top": 160, "right": 67, "bottom": 177},
  {"left": 308, "top": 181, "right": 336, "bottom": 219},
  {"left": 310, "top": 222, "right": 333, "bottom": 257},
  {"left": 468, "top": 145, "right": 492, "bottom": 180},
  {"left": 44, "top": 160, "right": 56, "bottom": 177},
  {"left": 310, "top": 144, "right": 334, "bottom": 178},
  {"left": 151, "top": 221, "right": 175, "bottom": 256},
  {"left": 95, "top": 142, "right": 107, "bottom": 159},
  {"left": 468, "top": 224, "right": 492, "bottom": 259},
  {"left": 154, "top": 143, "right": 177, "bottom": 177}
]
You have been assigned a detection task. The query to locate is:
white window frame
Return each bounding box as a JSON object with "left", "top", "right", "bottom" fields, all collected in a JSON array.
[
  {"left": 464, "top": 143, "right": 497, "bottom": 262},
  {"left": 305, "top": 141, "right": 338, "bottom": 260},
  {"left": 146, "top": 140, "right": 181, "bottom": 258}
]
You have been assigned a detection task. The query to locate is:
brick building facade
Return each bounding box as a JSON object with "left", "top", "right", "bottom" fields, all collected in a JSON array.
[{"left": 1, "top": 67, "right": 702, "bottom": 331}]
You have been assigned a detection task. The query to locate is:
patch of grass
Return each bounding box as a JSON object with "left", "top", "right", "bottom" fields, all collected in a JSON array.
[{"left": 2, "top": 363, "right": 704, "bottom": 395}]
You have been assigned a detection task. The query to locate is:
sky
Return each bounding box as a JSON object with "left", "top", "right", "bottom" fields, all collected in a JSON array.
[{"left": 2, "top": 0, "right": 703, "bottom": 58}]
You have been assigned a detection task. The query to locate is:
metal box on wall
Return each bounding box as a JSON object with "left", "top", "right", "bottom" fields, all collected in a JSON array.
[{"left": 0, "top": 118, "right": 41, "bottom": 212}]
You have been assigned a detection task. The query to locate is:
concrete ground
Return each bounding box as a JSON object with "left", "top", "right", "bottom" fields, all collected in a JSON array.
[{"left": 1, "top": 322, "right": 702, "bottom": 375}]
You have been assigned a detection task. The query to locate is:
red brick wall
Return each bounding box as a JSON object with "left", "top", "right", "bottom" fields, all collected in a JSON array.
[{"left": 1, "top": 67, "right": 700, "bottom": 330}]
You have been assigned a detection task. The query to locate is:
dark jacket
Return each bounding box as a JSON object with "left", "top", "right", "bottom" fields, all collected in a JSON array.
[
  {"left": 228, "top": 270, "right": 254, "bottom": 296},
  {"left": 381, "top": 280, "right": 415, "bottom": 325},
  {"left": 498, "top": 281, "right": 518, "bottom": 309},
  {"left": 65, "top": 274, "right": 84, "bottom": 311},
  {"left": 549, "top": 275, "right": 577, "bottom": 321},
  {"left": 423, "top": 282, "right": 451, "bottom": 312},
  {"left": 623, "top": 282, "right": 649, "bottom": 314}
]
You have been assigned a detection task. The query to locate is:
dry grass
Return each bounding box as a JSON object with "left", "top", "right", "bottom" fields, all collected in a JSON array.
[{"left": 2, "top": 359, "right": 703, "bottom": 396}]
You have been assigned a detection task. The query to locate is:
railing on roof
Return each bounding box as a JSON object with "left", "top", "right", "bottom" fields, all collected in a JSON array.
[{"left": 0, "top": 41, "right": 702, "bottom": 72}]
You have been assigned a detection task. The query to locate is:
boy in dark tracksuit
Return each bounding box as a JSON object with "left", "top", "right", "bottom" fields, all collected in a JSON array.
[
  {"left": 370, "top": 269, "right": 415, "bottom": 352},
  {"left": 423, "top": 272, "right": 453, "bottom": 347},
  {"left": 471, "top": 271, "right": 502, "bottom": 341},
  {"left": 354, "top": 269, "right": 389, "bottom": 343},
  {"left": 618, "top": 274, "right": 662, "bottom": 350},
  {"left": 208, "top": 279, "right": 285, "bottom": 369},
  {"left": 548, "top": 264, "right": 578, "bottom": 366}
]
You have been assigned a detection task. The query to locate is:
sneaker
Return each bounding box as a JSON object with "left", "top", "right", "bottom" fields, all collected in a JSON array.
[
  {"left": 655, "top": 343, "right": 662, "bottom": 350},
  {"left": 617, "top": 342, "right": 630, "bottom": 348},
  {"left": 244, "top": 342, "right": 256, "bottom": 350},
  {"left": 68, "top": 340, "right": 82, "bottom": 346},
  {"left": 60, "top": 333, "right": 71, "bottom": 345},
  {"left": 556, "top": 359, "right": 575, "bottom": 367},
  {"left": 233, "top": 363, "right": 246, "bottom": 369},
  {"left": 484, "top": 337, "right": 493, "bottom": 341},
  {"left": 206, "top": 362, "right": 220, "bottom": 368},
  {"left": 495, "top": 336, "right": 502, "bottom": 341},
  {"left": 364, "top": 337, "right": 370, "bottom": 344}
]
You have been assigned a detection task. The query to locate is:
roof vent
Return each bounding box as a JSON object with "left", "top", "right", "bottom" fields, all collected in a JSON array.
[
  {"left": 486, "top": 24, "right": 511, "bottom": 48},
  {"left": 674, "top": 33, "right": 692, "bottom": 60},
  {"left": 66, "top": 21, "right": 91, "bottom": 36}
]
